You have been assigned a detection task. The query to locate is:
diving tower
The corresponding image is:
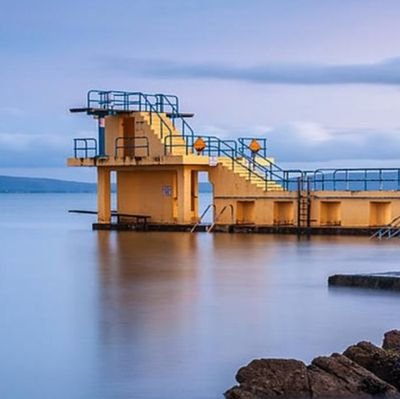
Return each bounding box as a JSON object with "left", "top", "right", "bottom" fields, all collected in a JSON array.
[{"left": 68, "top": 90, "right": 400, "bottom": 234}]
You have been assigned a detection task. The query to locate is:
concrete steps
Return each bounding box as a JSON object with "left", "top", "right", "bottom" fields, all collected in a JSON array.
[
  {"left": 219, "top": 157, "right": 284, "bottom": 192},
  {"left": 139, "top": 112, "right": 189, "bottom": 155}
]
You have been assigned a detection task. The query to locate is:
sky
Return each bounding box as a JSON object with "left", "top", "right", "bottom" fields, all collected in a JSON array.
[{"left": 2, "top": 0, "right": 400, "bottom": 181}]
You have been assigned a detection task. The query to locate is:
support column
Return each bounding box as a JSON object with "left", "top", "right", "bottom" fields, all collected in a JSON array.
[
  {"left": 98, "top": 167, "right": 111, "bottom": 223},
  {"left": 177, "top": 166, "right": 192, "bottom": 224},
  {"left": 98, "top": 116, "right": 106, "bottom": 157},
  {"left": 191, "top": 170, "right": 199, "bottom": 219}
]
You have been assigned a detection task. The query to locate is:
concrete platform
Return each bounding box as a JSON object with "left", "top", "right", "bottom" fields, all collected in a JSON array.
[
  {"left": 93, "top": 223, "right": 209, "bottom": 232},
  {"left": 328, "top": 272, "right": 400, "bottom": 291},
  {"left": 92, "top": 223, "right": 383, "bottom": 235}
]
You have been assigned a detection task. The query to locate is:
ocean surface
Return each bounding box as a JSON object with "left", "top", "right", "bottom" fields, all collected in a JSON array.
[{"left": 1, "top": 193, "right": 400, "bottom": 399}]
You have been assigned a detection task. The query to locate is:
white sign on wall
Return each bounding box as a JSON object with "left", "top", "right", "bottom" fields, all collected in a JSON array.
[{"left": 209, "top": 156, "right": 218, "bottom": 167}]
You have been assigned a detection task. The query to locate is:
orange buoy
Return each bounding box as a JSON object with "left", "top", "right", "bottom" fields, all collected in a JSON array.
[
  {"left": 249, "top": 139, "right": 261, "bottom": 153},
  {"left": 193, "top": 137, "right": 206, "bottom": 153}
]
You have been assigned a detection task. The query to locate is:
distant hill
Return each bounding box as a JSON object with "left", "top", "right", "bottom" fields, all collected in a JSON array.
[
  {"left": 0, "top": 175, "right": 97, "bottom": 193},
  {"left": 0, "top": 175, "right": 213, "bottom": 193}
]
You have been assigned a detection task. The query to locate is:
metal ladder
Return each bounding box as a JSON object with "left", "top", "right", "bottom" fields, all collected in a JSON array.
[
  {"left": 207, "top": 205, "right": 234, "bottom": 233},
  {"left": 190, "top": 204, "right": 216, "bottom": 233},
  {"left": 297, "top": 177, "right": 311, "bottom": 230},
  {"left": 370, "top": 215, "right": 400, "bottom": 239}
]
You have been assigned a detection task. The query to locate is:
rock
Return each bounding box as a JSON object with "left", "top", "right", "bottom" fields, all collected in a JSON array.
[
  {"left": 310, "top": 353, "right": 398, "bottom": 398},
  {"left": 224, "top": 359, "right": 311, "bottom": 399},
  {"left": 225, "top": 331, "right": 400, "bottom": 398},
  {"left": 344, "top": 341, "right": 400, "bottom": 390},
  {"left": 383, "top": 330, "right": 400, "bottom": 352}
]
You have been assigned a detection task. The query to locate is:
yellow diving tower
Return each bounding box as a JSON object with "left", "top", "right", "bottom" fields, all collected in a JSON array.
[{"left": 68, "top": 90, "right": 400, "bottom": 236}]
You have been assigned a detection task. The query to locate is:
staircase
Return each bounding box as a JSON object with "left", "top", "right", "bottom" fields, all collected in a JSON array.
[
  {"left": 85, "top": 90, "right": 289, "bottom": 191},
  {"left": 138, "top": 112, "right": 190, "bottom": 155},
  {"left": 219, "top": 157, "right": 284, "bottom": 192}
]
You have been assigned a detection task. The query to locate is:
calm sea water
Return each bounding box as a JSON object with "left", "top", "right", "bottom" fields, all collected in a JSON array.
[{"left": 1, "top": 193, "right": 400, "bottom": 399}]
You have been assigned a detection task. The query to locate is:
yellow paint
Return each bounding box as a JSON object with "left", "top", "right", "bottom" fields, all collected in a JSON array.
[
  {"left": 320, "top": 201, "right": 341, "bottom": 226},
  {"left": 273, "top": 201, "right": 295, "bottom": 225},
  {"left": 68, "top": 109, "right": 400, "bottom": 229},
  {"left": 97, "top": 168, "right": 111, "bottom": 223}
]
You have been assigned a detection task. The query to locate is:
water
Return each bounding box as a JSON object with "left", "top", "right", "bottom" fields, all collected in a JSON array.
[{"left": 1, "top": 194, "right": 400, "bottom": 399}]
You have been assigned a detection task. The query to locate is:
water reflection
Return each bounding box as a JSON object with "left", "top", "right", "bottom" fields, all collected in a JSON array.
[
  {"left": 94, "top": 232, "right": 400, "bottom": 399},
  {"left": 1, "top": 194, "right": 400, "bottom": 399}
]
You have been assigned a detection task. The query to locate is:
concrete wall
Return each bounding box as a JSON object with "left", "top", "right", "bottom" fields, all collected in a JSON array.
[
  {"left": 116, "top": 166, "right": 200, "bottom": 224},
  {"left": 104, "top": 113, "right": 171, "bottom": 159},
  {"left": 117, "top": 169, "right": 176, "bottom": 223},
  {"left": 211, "top": 191, "right": 400, "bottom": 227}
]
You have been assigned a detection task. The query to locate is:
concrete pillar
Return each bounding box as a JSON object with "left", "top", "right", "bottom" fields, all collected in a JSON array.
[
  {"left": 98, "top": 168, "right": 111, "bottom": 223},
  {"left": 191, "top": 170, "right": 199, "bottom": 219},
  {"left": 177, "top": 166, "right": 192, "bottom": 224}
]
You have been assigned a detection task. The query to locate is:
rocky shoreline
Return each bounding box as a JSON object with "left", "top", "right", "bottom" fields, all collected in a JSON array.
[{"left": 225, "top": 330, "right": 400, "bottom": 398}]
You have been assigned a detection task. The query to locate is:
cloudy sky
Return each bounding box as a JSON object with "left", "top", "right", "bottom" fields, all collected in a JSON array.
[{"left": 2, "top": 0, "right": 400, "bottom": 181}]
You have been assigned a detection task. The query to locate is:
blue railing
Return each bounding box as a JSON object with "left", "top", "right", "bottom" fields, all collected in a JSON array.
[
  {"left": 164, "top": 134, "right": 294, "bottom": 190},
  {"left": 114, "top": 136, "right": 149, "bottom": 157},
  {"left": 87, "top": 90, "right": 179, "bottom": 114},
  {"left": 303, "top": 168, "right": 400, "bottom": 191},
  {"left": 74, "top": 138, "right": 97, "bottom": 158},
  {"left": 77, "top": 90, "right": 400, "bottom": 193}
]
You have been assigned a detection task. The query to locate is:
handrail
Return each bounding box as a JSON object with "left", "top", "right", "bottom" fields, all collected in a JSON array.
[
  {"left": 114, "top": 136, "right": 149, "bottom": 157},
  {"left": 83, "top": 90, "right": 400, "bottom": 194},
  {"left": 164, "top": 134, "right": 289, "bottom": 190},
  {"left": 74, "top": 138, "right": 97, "bottom": 158},
  {"left": 370, "top": 215, "right": 400, "bottom": 239},
  {"left": 307, "top": 168, "right": 400, "bottom": 192},
  {"left": 207, "top": 204, "right": 234, "bottom": 233},
  {"left": 190, "top": 204, "right": 216, "bottom": 233},
  {"left": 87, "top": 90, "right": 175, "bottom": 140},
  {"left": 155, "top": 93, "right": 194, "bottom": 140}
]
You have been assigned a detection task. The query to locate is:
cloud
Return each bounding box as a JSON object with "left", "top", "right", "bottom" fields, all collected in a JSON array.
[
  {"left": 106, "top": 57, "right": 400, "bottom": 86},
  {"left": 2, "top": 123, "right": 400, "bottom": 170},
  {"left": 0, "top": 132, "right": 77, "bottom": 167},
  {"left": 263, "top": 123, "right": 400, "bottom": 163}
]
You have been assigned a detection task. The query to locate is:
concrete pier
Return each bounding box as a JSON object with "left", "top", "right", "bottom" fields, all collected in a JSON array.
[{"left": 328, "top": 272, "right": 400, "bottom": 291}]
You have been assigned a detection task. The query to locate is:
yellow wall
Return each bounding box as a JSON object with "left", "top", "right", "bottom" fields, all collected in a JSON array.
[
  {"left": 236, "top": 201, "right": 255, "bottom": 224},
  {"left": 117, "top": 170, "right": 176, "bottom": 223},
  {"left": 369, "top": 201, "right": 391, "bottom": 226},
  {"left": 320, "top": 201, "right": 341, "bottom": 226},
  {"left": 73, "top": 109, "right": 400, "bottom": 229},
  {"left": 104, "top": 113, "right": 170, "bottom": 159},
  {"left": 273, "top": 201, "right": 295, "bottom": 225},
  {"left": 116, "top": 166, "right": 200, "bottom": 224}
]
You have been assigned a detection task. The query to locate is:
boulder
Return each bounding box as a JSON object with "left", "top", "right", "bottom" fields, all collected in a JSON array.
[
  {"left": 383, "top": 330, "right": 400, "bottom": 353},
  {"left": 344, "top": 341, "right": 400, "bottom": 390},
  {"left": 309, "top": 353, "right": 398, "bottom": 398},
  {"left": 224, "top": 359, "right": 311, "bottom": 399},
  {"left": 225, "top": 331, "right": 400, "bottom": 398}
]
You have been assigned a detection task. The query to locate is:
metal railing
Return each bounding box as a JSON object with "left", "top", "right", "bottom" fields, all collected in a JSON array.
[
  {"left": 208, "top": 204, "right": 234, "bottom": 232},
  {"left": 164, "top": 133, "right": 296, "bottom": 191},
  {"left": 87, "top": 90, "right": 179, "bottom": 114},
  {"left": 370, "top": 215, "right": 400, "bottom": 239},
  {"left": 114, "top": 136, "right": 149, "bottom": 157},
  {"left": 87, "top": 90, "right": 178, "bottom": 140},
  {"left": 79, "top": 90, "right": 400, "bottom": 194},
  {"left": 304, "top": 168, "right": 400, "bottom": 191},
  {"left": 73, "top": 138, "right": 97, "bottom": 158},
  {"left": 190, "top": 204, "right": 216, "bottom": 233}
]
